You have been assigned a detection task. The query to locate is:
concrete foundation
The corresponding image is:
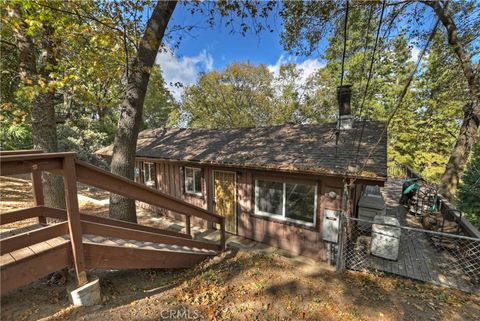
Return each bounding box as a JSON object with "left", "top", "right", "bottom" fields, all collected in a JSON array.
[{"left": 67, "top": 277, "right": 101, "bottom": 306}]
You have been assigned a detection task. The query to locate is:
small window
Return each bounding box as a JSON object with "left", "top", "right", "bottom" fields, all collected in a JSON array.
[
  {"left": 285, "top": 183, "right": 316, "bottom": 224},
  {"left": 185, "top": 167, "right": 202, "bottom": 195},
  {"left": 143, "top": 162, "right": 156, "bottom": 188},
  {"left": 256, "top": 180, "right": 283, "bottom": 216},
  {"left": 255, "top": 179, "right": 316, "bottom": 226}
]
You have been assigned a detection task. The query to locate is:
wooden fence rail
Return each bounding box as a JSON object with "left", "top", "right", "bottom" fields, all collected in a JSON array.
[
  {"left": 390, "top": 163, "right": 480, "bottom": 239},
  {"left": 0, "top": 150, "right": 226, "bottom": 294},
  {"left": 0, "top": 221, "right": 69, "bottom": 255}
]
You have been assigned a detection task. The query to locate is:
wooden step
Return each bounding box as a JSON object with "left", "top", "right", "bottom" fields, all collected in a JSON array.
[
  {"left": 1, "top": 223, "right": 218, "bottom": 295},
  {"left": 1, "top": 224, "right": 71, "bottom": 269},
  {"left": 83, "top": 242, "right": 216, "bottom": 269},
  {"left": 1, "top": 242, "right": 71, "bottom": 296},
  {"left": 1, "top": 222, "right": 219, "bottom": 295}
]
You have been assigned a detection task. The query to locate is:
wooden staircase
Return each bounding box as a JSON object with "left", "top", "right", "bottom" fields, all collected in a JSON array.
[{"left": 0, "top": 150, "right": 225, "bottom": 296}]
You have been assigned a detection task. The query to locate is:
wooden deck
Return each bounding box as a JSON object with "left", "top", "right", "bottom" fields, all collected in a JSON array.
[
  {"left": 347, "top": 179, "right": 479, "bottom": 293},
  {"left": 363, "top": 208, "right": 477, "bottom": 292}
]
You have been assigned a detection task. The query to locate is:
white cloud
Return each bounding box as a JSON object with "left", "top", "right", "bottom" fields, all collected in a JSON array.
[
  {"left": 155, "top": 51, "right": 324, "bottom": 100},
  {"left": 267, "top": 55, "right": 325, "bottom": 86},
  {"left": 410, "top": 46, "right": 421, "bottom": 63},
  {"left": 156, "top": 48, "right": 214, "bottom": 100}
]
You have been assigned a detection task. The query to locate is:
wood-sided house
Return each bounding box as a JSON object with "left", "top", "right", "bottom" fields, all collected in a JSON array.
[{"left": 97, "top": 121, "right": 387, "bottom": 262}]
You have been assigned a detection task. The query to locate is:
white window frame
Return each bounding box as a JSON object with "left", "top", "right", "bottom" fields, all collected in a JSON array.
[
  {"left": 184, "top": 167, "right": 202, "bottom": 196},
  {"left": 143, "top": 162, "right": 156, "bottom": 188},
  {"left": 254, "top": 179, "right": 317, "bottom": 227}
]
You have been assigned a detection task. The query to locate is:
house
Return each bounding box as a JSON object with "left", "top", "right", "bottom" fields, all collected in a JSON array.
[{"left": 97, "top": 119, "right": 387, "bottom": 262}]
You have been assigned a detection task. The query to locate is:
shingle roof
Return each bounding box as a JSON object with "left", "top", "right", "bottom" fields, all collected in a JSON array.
[{"left": 97, "top": 122, "right": 387, "bottom": 180}]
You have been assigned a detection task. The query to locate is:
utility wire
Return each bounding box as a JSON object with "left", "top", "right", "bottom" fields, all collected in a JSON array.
[
  {"left": 350, "top": 18, "right": 440, "bottom": 185},
  {"left": 336, "top": 0, "right": 350, "bottom": 157},
  {"left": 340, "top": 0, "right": 349, "bottom": 86},
  {"left": 359, "top": 4, "right": 376, "bottom": 84},
  {"left": 352, "top": 0, "right": 387, "bottom": 168}
]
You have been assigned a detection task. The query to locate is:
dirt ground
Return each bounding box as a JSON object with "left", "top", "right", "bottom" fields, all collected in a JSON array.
[{"left": 1, "top": 176, "right": 479, "bottom": 321}]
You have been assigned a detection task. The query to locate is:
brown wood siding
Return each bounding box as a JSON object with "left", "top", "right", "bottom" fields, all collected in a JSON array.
[
  {"left": 238, "top": 170, "right": 346, "bottom": 261},
  {"left": 137, "top": 160, "right": 209, "bottom": 229},
  {"left": 135, "top": 157, "right": 381, "bottom": 262}
]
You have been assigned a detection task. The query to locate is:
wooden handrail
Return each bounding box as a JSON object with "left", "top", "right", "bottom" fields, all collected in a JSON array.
[
  {"left": 0, "top": 150, "right": 44, "bottom": 156},
  {"left": 0, "top": 151, "right": 76, "bottom": 162},
  {"left": 0, "top": 222, "right": 69, "bottom": 255},
  {"left": 0, "top": 153, "right": 224, "bottom": 226},
  {"left": 42, "top": 207, "right": 192, "bottom": 239},
  {"left": 0, "top": 207, "right": 46, "bottom": 225},
  {"left": 74, "top": 159, "right": 225, "bottom": 224},
  {"left": 0, "top": 158, "right": 64, "bottom": 176},
  {"left": 81, "top": 220, "right": 220, "bottom": 252}
]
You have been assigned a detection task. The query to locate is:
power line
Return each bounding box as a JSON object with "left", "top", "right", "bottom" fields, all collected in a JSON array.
[
  {"left": 350, "top": 18, "right": 440, "bottom": 185},
  {"left": 359, "top": 4, "right": 376, "bottom": 84},
  {"left": 353, "top": 0, "right": 387, "bottom": 168},
  {"left": 340, "top": 0, "right": 349, "bottom": 86},
  {"left": 336, "top": 0, "right": 350, "bottom": 157}
]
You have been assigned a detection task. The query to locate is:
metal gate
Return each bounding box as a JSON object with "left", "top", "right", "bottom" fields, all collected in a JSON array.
[{"left": 336, "top": 213, "right": 480, "bottom": 293}]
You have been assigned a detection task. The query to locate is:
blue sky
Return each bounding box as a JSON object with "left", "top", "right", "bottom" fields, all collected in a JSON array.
[
  {"left": 169, "top": 4, "right": 287, "bottom": 69},
  {"left": 156, "top": 3, "right": 326, "bottom": 99},
  {"left": 154, "top": 2, "right": 472, "bottom": 100}
]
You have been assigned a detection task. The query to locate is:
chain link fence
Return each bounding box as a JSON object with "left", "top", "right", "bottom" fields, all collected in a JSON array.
[{"left": 337, "top": 214, "right": 480, "bottom": 293}]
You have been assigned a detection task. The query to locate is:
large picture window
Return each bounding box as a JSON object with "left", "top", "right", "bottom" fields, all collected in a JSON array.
[
  {"left": 185, "top": 167, "right": 202, "bottom": 195},
  {"left": 255, "top": 179, "right": 316, "bottom": 226},
  {"left": 143, "top": 162, "right": 156, "bottom": 188}
]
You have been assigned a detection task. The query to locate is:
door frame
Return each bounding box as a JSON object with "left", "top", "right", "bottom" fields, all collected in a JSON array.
[{"left": 212, "top": 170, "right": 237, "bottom": 234}]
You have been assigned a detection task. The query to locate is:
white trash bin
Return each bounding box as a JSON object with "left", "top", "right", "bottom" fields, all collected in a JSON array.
[{"left": 371, "top": 216, "right": 401, "bottom": 261}]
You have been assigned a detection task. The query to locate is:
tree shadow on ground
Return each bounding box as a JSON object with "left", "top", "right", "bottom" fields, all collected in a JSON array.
[{"left": 1, "top": 250, "right": 479, "bottom": 321}]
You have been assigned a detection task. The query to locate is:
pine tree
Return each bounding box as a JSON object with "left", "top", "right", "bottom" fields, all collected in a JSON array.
[{"left": 457, "top": 139, "right": 480, "bottom": 229}]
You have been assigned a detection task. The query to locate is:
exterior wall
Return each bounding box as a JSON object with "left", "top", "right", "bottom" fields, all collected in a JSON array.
[
  {"left": 135, "top": 159, "right": 210, "bottom": 229},
  {"left": 134, "top": 157, "right": 382, "bottom": 262},
  {"left": 237, "top": 170, "right": 344, "bottom": 261}
]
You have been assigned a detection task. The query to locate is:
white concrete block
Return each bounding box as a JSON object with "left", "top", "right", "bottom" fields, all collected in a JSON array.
[{"left": 67, "top": 277, "right": 101, "bottom": 306}]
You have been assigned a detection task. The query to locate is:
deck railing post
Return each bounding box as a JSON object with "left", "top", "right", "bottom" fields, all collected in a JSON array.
[
  {"left": 220, "top": 219, "right": 226, "bottom": 251},
  {"left": 62, "top": 155, "right": 88, "bottom": 287},
  {"left": 185, "top": 215, "right": 191, "bottom": 237},
  {"left": 31, "top": 170, "right": 46, "bottom": 224}
]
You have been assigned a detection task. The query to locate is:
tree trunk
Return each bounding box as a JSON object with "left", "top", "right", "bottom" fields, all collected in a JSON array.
[
  {"left": 422, "top": 0, "right": 480, "bottom": 199},
  {"left": 109, "top": 1, "right": 177, "bottom": 222},
  {"left": 439, "top": 105, "right": 479, "bottom": 198},
  {"left": 11, "top": 4, "right": 66, "bottom": 210},
  {"left": 31, "top": 91, "right": 66, "bottom": 209}
]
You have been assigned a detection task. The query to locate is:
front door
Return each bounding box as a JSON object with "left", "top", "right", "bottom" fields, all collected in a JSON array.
[{"left": 213, "top": 170, "right": 236, "bottom": 234}]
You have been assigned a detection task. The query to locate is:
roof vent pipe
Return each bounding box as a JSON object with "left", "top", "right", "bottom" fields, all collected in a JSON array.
[{"left": 337, "top": 85, "right": 353, "bottom": 130}]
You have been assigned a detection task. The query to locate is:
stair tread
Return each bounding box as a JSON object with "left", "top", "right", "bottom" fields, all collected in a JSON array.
[{"left": 1, "top": 223, "right": 217, "bottom": 268}]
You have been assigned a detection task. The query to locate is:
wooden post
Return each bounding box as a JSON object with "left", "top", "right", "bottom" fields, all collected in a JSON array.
[
  {"left": 220, "top": 219, "right": 226, "bottom": 251},
  {"left": 62, "top": 156, "right": 88, "bottom": 287},
  {"left": 31, "top": 170, "right": 46, "bottom": 224},
  {"left": 185, "top": 215, "right": 191, "bottom": 237}
]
